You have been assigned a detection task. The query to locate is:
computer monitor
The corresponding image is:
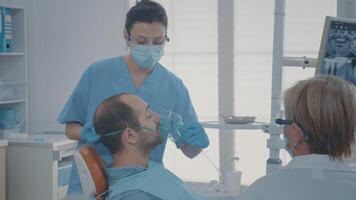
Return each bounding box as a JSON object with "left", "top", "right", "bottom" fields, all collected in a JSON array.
[{"left": 316, "top": 16, "right": 356, "bottom": 85}]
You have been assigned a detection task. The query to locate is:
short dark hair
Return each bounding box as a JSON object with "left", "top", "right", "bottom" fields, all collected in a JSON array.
[
  {"left": 93, "top": 93, "right": 140, "bottom": 154},
  {"left": 125, "top": 0, "right": 168, "bottom": 36}
]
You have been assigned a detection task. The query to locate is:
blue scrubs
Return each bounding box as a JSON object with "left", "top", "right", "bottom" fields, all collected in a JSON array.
[{"left": 58, "top": 56, "right": 209, "bottom": 194}]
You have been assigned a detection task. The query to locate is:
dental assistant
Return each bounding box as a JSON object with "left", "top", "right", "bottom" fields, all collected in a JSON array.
[
  {"left": 58, "top": 0, "right": 209, "bottom": 195},
  {"left": 239, "top": 75, "right": 356, "bottom": 200}
]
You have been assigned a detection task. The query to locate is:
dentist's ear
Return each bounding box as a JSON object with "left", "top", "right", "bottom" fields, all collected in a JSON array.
[
  {"left": 285, "top": 123, "right": 300, "bottom": 141},
  {"left": 290, "top": 123, "right": 311, "bottom": 155},
  {"left": 124, "top": 30, "right": 129, "bottom": 47},
  {"left": 291, "top": 123, "right": 305, "bottom": 139}
]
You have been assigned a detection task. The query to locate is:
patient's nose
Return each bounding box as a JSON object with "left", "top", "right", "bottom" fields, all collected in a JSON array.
[{"left": 153, "top": 112, "right": 160, "bottom": 123}]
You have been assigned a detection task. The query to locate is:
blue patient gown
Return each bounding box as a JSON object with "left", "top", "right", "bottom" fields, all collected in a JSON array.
[
  {"left": 105, "top": 161, "right": 203, "bottom": 200},
  {"left": 58, "top": 56, "right": 209, "bottom": 194},
  {"left": 105, "top": 165, "right": 160, "bottom": 200}
]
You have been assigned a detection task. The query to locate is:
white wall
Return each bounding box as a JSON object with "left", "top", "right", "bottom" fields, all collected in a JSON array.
[
  {"left": 232, "top": 0, "right": 338, "bottom": 184},
  {"left": 338, "top": 0, "right": 356, "bottom": 18},
  {"left": 1, "top": 0, "right": 129, "bottom": 133}
]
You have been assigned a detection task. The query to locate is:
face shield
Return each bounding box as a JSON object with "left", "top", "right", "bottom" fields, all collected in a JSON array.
[{"left": 158, "top": 110, "right": 184, "bottom": 143}]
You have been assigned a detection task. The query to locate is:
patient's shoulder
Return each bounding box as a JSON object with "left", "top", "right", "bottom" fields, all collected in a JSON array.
[
  {"left": 148, "top": 161, "right": 166, "bottom": 169},
  {"left": 110, "top": 189, "right": 161, "bottom": 200}
]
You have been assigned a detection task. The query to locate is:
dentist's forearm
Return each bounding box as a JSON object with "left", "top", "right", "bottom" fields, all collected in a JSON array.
[{"left": 65, "top": 123, "right": 82, "bottom": 141}]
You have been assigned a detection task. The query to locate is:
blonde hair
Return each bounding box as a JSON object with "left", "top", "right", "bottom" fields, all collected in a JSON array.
[{"left": 283, "top": 75, "right": 356, "bottom": 159}]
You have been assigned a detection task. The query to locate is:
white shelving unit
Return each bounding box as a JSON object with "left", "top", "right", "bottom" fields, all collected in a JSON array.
[
  {"left": 0, "top": 140, "right": 7, "bottom": 200},
  {"left": 201, "top": 121, "right": 268, "bottom": 131},
  {"left": 208, "top": 0, "right": 313, "bottom": 177},
  {"left": 6, "top": 134, "right": 77, "bottom": 200},
  {"left": 0, "top": 6, "right": 28, "bottom": 137}
]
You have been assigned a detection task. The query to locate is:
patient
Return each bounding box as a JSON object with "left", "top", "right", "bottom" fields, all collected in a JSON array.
[
  {"left": 93, "top": 93, "right": 202, "bottom": 200},
  {"left": 240, "top": 75, "right": 356, "bottom": 200}
]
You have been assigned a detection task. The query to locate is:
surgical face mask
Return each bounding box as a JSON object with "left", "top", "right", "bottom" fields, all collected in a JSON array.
[
  {"left": 130, "top": 44, "right": 164, "bottom": 69},
  {"left": 159, "top": 110, "right": 184, "bottom": 143}
]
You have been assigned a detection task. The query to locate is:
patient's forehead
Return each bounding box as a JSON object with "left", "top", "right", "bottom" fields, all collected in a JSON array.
[{"left": 121, "top": 94, "right": 147, "bottom": 113}]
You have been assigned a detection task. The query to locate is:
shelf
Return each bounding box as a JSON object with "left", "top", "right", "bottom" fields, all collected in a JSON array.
[
  {"left": 0, "top": 140, "right": 8, "bottom": 147},
  {"left": 0, "top": 81, "right": 26, "bottom": 85},
  {"left": 0, "top": 5, "right": 24, "bottom": 10},
  {"left": 0, "top": 99, "right": 26, "bottom": 105},
  {"left": 1, "top": 133, "right": 27, "bottom": 140},
  {"left": 201, "top": 121, "right": 268, "bottom": 131},
  {"left": 8, "top": 134, "right": 77, "bottom": 149},
  {"left": 0, "top": 52, "right": 26, "bottom": 56}
]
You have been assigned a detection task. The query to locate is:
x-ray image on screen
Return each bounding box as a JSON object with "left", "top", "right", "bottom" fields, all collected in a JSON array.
[{"left": 316, "top": 16, "right": 356, "bottom": 85}]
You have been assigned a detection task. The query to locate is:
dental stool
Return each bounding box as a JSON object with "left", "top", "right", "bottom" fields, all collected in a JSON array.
[{"left": 74, "top": 146, "right": 108, "bottom": 200}]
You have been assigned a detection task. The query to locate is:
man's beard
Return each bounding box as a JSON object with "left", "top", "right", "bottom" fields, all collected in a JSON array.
[{"left": 138, "top": 134, "right": 163, "bottom": 155}]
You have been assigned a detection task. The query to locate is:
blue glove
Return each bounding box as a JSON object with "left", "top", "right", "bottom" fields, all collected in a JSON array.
[
  {"left": 80, "top": 122, "right": 100, "bottom": 143},
  {"left": 159, "top": 111, "right": 209, "bottom": 149},
  {"left": 177, "top": 124, "right": 209, "bottom": 148}
]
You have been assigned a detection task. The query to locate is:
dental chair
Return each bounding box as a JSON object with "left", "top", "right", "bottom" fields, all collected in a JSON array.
[{"left": 74, "top": 146, "right": 108, "bottom": 200}]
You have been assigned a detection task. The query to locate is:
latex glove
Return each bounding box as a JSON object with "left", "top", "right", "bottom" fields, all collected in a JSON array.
[{"left": 80, "top": 122, "right": 100, "bottom": 143}]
